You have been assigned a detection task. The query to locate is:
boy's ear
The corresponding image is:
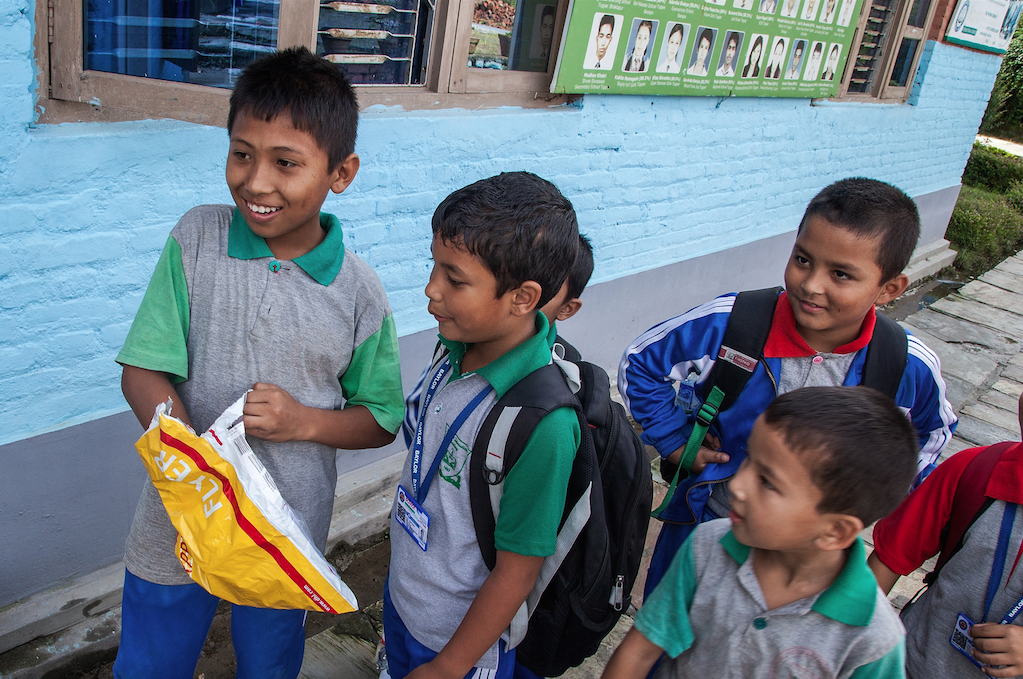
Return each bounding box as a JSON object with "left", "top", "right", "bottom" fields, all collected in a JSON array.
[
  {"left": 330, "top": 153, "right": 360, "bottom": 195},
  {"left": 555, "top": 298, "right": 583, "bottom": 322},
  {"left": 510, "top": 281, "right": 543, "bottom": 317},
  {"left": 814, "top": 514, "right": 864, "bottom": 552},
  {"left": 873, "top": 272, "right": 909, "bottom": 306}
]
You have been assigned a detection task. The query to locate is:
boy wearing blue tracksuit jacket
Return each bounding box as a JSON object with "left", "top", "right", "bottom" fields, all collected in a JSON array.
[{"left": 619, "top": 178, "right": 957, "bottom": 597}]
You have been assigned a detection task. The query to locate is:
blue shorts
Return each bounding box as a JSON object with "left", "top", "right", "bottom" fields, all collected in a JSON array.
[
  {"left": 382, "top": 585, "right": 516, "bottom": 679},
  {"left": 113, "top": 570, "right": 307, "bottom": 679}
]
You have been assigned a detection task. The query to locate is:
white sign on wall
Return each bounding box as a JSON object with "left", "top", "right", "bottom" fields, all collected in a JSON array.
[{"left": 945, "top": 0, "right": 1022, "bottom": 54}]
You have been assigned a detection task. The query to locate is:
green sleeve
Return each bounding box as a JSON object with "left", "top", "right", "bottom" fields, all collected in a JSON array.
[
  {"left": 115, "top": 236, "right": 190, "bottom": 382},
  {"left": 340, "top": 313, "right": 404, "bottom": 434},
  {"left": 633, "top": 533, "right": 698, "bottom": 658},
  {"left": 848, "top": 640, "right": 906, "bottom": 679},
  {"left": 494, "top": 406, "right": 580, "bottom": 556}
]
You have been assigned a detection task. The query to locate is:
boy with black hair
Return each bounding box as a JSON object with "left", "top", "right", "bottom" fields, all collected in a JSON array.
[
  {"left": 540, "top": 233, "right": 594, "bottom": 361},
  {"left": 386, "top": 172, "right": 580, "bottom": 679},
  {"left": 604, "top": 386, "right": 917, "bottom": 679},
  {"left": 869, "top": 392, "right": 1023, "bottom": 678},
  {"left": 113, "top": 46, "right": 404, "bottom": 678},
  {"left": 619, "top": 177, "right": 956, "bottom": 597}
]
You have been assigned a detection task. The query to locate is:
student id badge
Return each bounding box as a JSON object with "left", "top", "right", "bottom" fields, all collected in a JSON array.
[
  {"left": 949, "top": 612, "right": 986, "bottom": 670},
  {"left": 395, "top": 485, "right": 429, "bottom": 551}
]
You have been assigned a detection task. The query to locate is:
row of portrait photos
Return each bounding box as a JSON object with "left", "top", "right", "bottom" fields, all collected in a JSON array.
[{"left": 584, "top": 14, "right": 845, "bottom": 81}]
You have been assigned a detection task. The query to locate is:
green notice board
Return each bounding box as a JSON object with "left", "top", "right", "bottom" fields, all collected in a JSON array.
[{"left": 551, "top": 0, "right": 862, "bottom": 96}]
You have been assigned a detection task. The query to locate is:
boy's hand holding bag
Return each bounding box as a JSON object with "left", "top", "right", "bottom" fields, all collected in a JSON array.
[{"left": 134, "top": 393, "right": 359, "bottom": 614}]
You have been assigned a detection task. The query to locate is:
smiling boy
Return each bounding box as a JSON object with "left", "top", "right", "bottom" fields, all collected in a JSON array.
[
  {"left": 619, "top": 177, "right": 956, "bottom": 597},
  {"left": 113, "top": 47, "right": 404, "bottom": 678},
  {"left": 602, "top": 387, "right": 917, "bottom": 679},
  {"left": 385, "top": 172, "right": 580, "bottom": 679}
]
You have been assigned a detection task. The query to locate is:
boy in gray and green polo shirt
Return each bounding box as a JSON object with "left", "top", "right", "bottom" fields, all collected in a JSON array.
[
  {"left": 112, "top": 48, "right": 403, "bottom": 679},
  {"left": 604, "top": 387, "right": 919, "bottom": 679},
  {"left": 383, "top": 172, "right": 581, "bottom": 679}
]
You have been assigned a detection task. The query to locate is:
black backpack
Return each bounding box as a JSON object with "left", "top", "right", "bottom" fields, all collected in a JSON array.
[
  {"left": 656, "top": 287, "right": 909, "bottom": 514},
  {"left": 468, "top": 343, "right": 653, "bottom": 677}
]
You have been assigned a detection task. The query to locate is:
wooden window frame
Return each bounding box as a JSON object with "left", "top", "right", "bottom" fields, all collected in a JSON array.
[
  {"left": 36, "top": 0, "right": 573, "bottom": 125},
  {"left": 829, "top": 0, "right": 939, "bottom": 102}
]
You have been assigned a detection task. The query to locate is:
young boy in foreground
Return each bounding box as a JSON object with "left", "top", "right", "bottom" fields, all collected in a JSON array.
[
  {"left": 603, "top": 386, "right": 918, "bottom": 679},
  {"left": 113, "top": 47, "right": 404, "bottom": 678},
  {"left": 385, "top": 172, "right": 580, "bottom": 679},
  {"left": 619, "top": 177, "right": 956, "bottom": 596},
  {"left": 869, "top": 393, "right": 1023, "bottom": 678}
]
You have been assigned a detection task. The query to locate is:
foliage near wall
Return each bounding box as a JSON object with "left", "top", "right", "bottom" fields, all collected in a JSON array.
[
  {"left": 980, "top": 28, "right": 1023, "bottom": 141},
  {"left": 949, "top": 143, "right": 1023, "bottom": 275}
]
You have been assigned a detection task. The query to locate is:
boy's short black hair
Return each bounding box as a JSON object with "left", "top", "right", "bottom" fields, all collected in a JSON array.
[
  {"left": 432, "top": 172, "right": 578, "bottom": 308},
  {"left": 799, "top": 178, "right": 921, "bottom": 283},
  {"left": 228, "top": 46, "right": 358, "bottom": 171},
  {"left": 762, "top": 386, "right": 918, "bottom": 526},
  {"left": 566, "top": 234, "right": 594, "bottom": 300}
]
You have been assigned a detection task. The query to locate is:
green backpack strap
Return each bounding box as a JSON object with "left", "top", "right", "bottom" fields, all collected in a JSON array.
[{"left": 651, "top": 287, "right": 781, "bottom": 520}]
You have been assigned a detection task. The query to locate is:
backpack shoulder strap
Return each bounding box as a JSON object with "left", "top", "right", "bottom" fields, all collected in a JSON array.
[
  {"left": 926, "top": 441, "right": 1015, "bottom": 584},
  {"left": 653, "top": 287, "right": 781, "bottom": 518},
  {"left": 470, "top": 364, "right": 580, "bottom": 570},
  {"left": 702, "top": 286, "right": 783, "bottom": 411},
  {"left": 861, "top": 313, "right": 908, "bottom": 400}
]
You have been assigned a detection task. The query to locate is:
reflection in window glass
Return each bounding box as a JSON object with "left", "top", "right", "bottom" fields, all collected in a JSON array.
[
  {"left": 889, "top": 37, "right": 918, "bottom": 86},
  {"left": 317, "top": 0, "right": 434, "bottom": 84},
  {"left": 85, "top": 0, "right": 278, "bottom": 87},
  {"left": 470, "top": 0, "right": 555, "bottom": 71},
  {"left": 846, "top": 0, "right": 895, "bottom": 94},
  {"left": 905, "top": 0, "right": 931, "bottom": 28}
]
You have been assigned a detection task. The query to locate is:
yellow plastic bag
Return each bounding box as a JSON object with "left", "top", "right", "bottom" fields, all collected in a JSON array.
[{"left": 134, "top": 394, "right": 358, "bottom": 614}]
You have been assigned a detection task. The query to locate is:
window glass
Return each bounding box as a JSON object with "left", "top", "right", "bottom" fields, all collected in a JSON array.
[
  {"left": 317, "top": 0, "right": 434, "bottom": 84},
  {"left": 904, "top": 0, "right": 931, "bottom": 28},
  {"left": 85, "top": 0, "right": 279, "bottom": 87},
  {"left": 888, "top": 36, "right": 918, "bottom": 86},
  {"left": 470, "top": 0, "right": 555, "bottom": 71}
]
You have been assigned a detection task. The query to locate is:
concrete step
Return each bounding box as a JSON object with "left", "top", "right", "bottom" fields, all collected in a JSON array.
[
  {"left": 0, "top": 451, "right": 402, "bottom": 678},
  {"left": 903, "top": 239, "right": 957, "bottom": 284}
]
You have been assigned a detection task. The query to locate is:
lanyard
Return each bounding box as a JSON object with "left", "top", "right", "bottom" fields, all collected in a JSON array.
[
  {"left": 409, "top": 358, "right": 493, "bottom": 503},
  {"left": 983, "top": 503, "right": 1023, "bottom": 624}
]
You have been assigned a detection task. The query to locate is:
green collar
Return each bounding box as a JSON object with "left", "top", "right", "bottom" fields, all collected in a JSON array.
[
  {"left": 227, "top": 208, "right": 346, "bottom": 286},
  {"left": 439, "top": 313, "right": 556, "bottom": 398},
  {"left": 719, "top": 531, "right": 876, "bottom": 627}
]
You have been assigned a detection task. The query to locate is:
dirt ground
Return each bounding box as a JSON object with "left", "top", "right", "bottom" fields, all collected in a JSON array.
[{"left": 72, "top": 535, "right": 391, "bottom": 679}]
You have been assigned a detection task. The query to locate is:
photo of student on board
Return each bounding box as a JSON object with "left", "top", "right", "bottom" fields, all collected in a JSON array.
[
  {"left": 821, "top": 43, "right": 840, "bottom": 80},
  {"left": 656, "top": 23, "right": 687, "bottom": 73},
  {"left": 763, "top": 36, "right": 787, "bottom": 78},
  {"left": 622, "top": 19, "right": 657, "bottom": 72},
  {"left": 716, "top": 31, "right": 743, "bottom": 76},
  {"left": 741, "top": 34, "right": 766, "bottom": 77},
  {"left": 583, "top": 13, "right": 620, "bottom": 70},
  {"left": 687, "top": 27, "right": 716, "bottom": 76}
]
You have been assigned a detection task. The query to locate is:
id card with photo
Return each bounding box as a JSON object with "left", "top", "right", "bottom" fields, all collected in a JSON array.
[
  {"left": 395, "top": 485, "right": 429, "bottom": 551},
  {"left": 949, "top": 612, "right": 986, "bottom": 670}
]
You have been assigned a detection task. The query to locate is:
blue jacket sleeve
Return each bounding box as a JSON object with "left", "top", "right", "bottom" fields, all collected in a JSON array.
[
  {"left": 899, "top": 332, "right": 958, "bottom": 481},
  {"left": 617, "top": 295, "right": 736, "bottom": 458}
]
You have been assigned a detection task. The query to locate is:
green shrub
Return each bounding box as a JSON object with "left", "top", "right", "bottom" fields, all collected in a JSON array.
[
  {"left": 980, "top": 26, "right": 1023, "bottom": 138},
  {"left": 947, "top": 185, "right": 1023, "bottom": 276},
  {"left": 963, "top": 142, "right": 1023, "bottom": 193},
  {"left": 1007, "top": 180, "right": 1023, "bottom": 213}
]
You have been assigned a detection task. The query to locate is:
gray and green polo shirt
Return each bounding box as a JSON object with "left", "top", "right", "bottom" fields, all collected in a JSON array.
[
  {"left": 117, "top": 204, "right": 404, "bottom": 586},
  {"left": 388, "top": 314, "right": 581, "bottom": 668},
  {"left": 636, "top": 518, "right": 906, "bottom": 679}
]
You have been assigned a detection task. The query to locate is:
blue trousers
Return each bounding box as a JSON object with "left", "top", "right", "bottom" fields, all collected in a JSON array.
[
  {"left": 113, "top": 570, "right": 307, "bottom": 679},
  {"left": 382, "top": 585, "right": 516, "bottom": 679}
]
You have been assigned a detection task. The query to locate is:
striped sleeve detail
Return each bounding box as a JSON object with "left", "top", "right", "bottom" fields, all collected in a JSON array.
[{"left": 905, "top": 333, "right": 957, "bottom": 473}]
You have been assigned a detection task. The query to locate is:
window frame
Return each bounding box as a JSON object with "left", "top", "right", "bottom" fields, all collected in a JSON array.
[
  {"left": 37, "top": 0, "right": 573, "bottom": 125},
  {"left": 830, "top": 0, "right": 939, "bottom": 101}
]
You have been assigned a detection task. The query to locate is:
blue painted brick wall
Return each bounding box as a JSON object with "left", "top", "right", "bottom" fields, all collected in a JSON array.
[{"left": 0, "top": 0, "right": 1004, "bottom": 444}]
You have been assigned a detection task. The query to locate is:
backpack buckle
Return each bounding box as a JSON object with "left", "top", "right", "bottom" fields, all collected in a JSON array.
[
  {"left": 484, "top": 467, "right": 505, "bottom": 485},
  {"left": 695, "top": 401, "right": 719, "bottom": 428}
]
